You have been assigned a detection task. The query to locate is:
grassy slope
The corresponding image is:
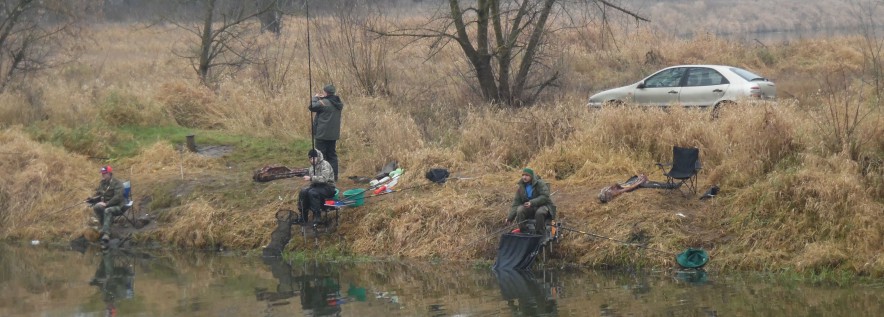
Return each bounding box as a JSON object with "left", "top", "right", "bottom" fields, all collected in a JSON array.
[{"left": 0, "top": 16, "right": 881, "bottom": 277}]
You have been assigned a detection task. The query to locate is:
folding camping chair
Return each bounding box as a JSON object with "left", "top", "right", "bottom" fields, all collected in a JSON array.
[
  {"left": 656, "top": 146, "right": 702, "bottom": 195},
  {"left": 113, "top": 180, "right": 142, "bottom": 228}
]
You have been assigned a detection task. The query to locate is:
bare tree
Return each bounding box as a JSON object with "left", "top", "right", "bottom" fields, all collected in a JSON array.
[
  {"left": 314, "top": 0, "right": 391, "bottom": 97},
  {"left": 0, "top": 0, "right": 85, "bottom": 93},
  {"left": 851, "top": 0, "right": 884, "bottom": 102},
  {"left": 257, "top": 0, "right": 282, "bottom": 36},
  {"left": 168, "top": 0, "right": 277, "bottom": 86},
  {"left": 372, "top": 0, "right": 647, "bottom": 106}
]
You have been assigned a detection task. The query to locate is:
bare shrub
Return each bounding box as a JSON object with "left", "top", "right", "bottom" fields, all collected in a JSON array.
[
  {"left": 811, "top": 67, "right": 880, "bottom": 161},
  {"left": 458, "top": 100, "right": 581, "bottom": 168},
  {"left": 317, "top": 3, "right": 391, "bottom": 97},
  {"left": 157, "top": 82, "right": 222, "bottom": 129},
  {"left": 98, "top": 90, "right": 168, "bottom": 127},
  {"left": 340, "top": 97, "right": 425, "bottom": 176},
  {"left": 0, "top": 128, "right": 93, "bottom": 239},
  {"left": 253, "top": 32, "right": 299, "bottom": 97}
]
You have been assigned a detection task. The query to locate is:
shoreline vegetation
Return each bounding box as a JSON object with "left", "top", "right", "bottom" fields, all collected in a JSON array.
[{"left": 0, "top": 11, "right": 881, "bottom": 279}]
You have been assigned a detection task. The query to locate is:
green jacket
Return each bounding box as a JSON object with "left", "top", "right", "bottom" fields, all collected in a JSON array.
[
  {"left": 509, "top": 176, "right": 556, "bottom": 220},
  {"left": 95, "top": 177, "right": 124, "bottom": 207},
  {"left": 309, "top": 95, "right": 344, "bottom": 140}
]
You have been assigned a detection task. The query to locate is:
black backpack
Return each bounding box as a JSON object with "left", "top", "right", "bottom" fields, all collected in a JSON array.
[{"left": 425, "top": 168, "right": 450, "bottom": 184}]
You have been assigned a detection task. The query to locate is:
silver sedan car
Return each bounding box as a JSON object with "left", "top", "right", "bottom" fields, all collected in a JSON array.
[{"left": 587, "top": 65, "right": 776, "bottom": 108}]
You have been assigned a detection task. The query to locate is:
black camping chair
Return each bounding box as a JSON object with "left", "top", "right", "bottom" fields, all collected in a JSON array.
[{"left": 656, "top": 146, "right": 702, "bottom": 195}]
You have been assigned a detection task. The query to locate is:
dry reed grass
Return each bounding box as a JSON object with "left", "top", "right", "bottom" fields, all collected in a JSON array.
[
  {"left": 0, "top": 17, "right": 881, "bottom": 276},
  {"left": 0, "top": 128, "right": 94, "bottom": 239}
]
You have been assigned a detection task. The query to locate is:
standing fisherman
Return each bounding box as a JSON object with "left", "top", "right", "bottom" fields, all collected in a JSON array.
[{"left": 310, "top": 84, "right": 344, "bottom": 181}]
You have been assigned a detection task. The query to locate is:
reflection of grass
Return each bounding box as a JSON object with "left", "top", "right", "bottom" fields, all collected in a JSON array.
[
  {"left": 283, "top": 245, "right": 373, "bottom": 263},
  {"left": 759, "top": 268, "right": 862, "bottom": 287}
]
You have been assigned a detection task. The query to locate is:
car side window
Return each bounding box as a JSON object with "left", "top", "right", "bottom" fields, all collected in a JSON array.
[
  {"left": 644, "top": 68, "right": 687, "bottom": 88},
  {"left": 686, "top": 68, "right": 728, "bottom": 86}
]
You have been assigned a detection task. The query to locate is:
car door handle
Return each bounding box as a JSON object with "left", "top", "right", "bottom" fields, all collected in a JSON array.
[
  {"left": 713, "top": 89, "right": 723, "bottom": 93},
  {"left": 668, "top": 90, "right": 678, "bottom": 94}
]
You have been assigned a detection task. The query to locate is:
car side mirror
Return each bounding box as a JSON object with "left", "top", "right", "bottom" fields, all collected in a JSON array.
[{"left": 637, "top": 82, "right": 646, "bottom": 89}]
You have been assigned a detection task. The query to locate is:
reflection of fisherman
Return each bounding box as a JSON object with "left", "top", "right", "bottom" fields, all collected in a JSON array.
[
  {"left": 297, "top": 273, "right": 342, "bottom": 316},
  {"left": 89, "top": 250, "right": 135, "bottom": 317},
  {"left": 495, "top": 269, "right": 557, "bottom": 316}
]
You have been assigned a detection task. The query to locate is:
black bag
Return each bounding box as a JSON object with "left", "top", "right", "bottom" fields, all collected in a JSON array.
[{"left": 425, "top": 168, "right": 450, "bottom": 184}]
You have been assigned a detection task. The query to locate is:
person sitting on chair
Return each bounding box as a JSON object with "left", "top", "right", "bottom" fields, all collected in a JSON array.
[
  {"left": 505, "top": 168, "right": 556, "bottom": 238},
  {"left": 298, "top": 149, "right": 337, "bottom": 226},
  {"left": 87, "top": 166, "right": 124, "bottom": 243}
]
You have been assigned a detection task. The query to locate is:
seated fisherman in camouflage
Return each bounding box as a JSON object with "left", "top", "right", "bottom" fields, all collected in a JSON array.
[
  {"left": 298, "top": 149, "right": 337, "bottom": 226},
  {"left": 505, "top": 168, "right": 556, "bottom": 238},
  {"left": 87, "top": 166, "right": 124, "bottom": 242}
]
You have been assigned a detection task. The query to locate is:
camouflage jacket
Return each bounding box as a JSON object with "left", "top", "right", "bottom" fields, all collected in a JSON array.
[
  {"left": 308, "top": 150, "right": 336, "bottom": 187},
  {"left": 95, "top": 177, "right": 124, "bottom": 207}
]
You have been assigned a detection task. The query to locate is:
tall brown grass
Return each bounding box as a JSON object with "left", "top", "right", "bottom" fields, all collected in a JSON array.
[{"left": 0, "top": 14, "right": 881, "bottom": 276}]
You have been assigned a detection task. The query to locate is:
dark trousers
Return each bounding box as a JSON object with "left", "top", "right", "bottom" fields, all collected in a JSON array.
[
  {"left": 514, "top": 205, "right": 550, "bottom": 236},
  {"left": 315, "top": 139, "right": 338, "bottom": 181},
  {"left": 298, "top": 185, "right": 336, "bottom": 224},
  {"left": 93, "top": 204, "right": 123, "bottom": 234}
]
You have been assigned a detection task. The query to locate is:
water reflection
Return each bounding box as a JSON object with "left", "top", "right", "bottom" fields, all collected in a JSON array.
[
  {"left": 259, "top": 257, "right": 375, "bottom": 317},
  {"left": 89, "top": 249, "right": 136, "bottom": 316},
  {"left": 0, "top": 244, "right": 881, "bottom": 317},
  {"left": 495, "top": 269, "right": 558, "bottom": 316}
]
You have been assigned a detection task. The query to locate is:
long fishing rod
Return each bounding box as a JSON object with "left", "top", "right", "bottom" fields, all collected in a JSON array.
[
  {"left": 555, "top": 224, "right": 674, "bottom": 256},
  {"left": 335, "top": 171, "right": 478, "bottom": 204},
  {"left": 305, "top": 0, "right": 316, "bottom": 172},
  {"left": 55, "top": 200, "right": 88, "bottom": 214}
]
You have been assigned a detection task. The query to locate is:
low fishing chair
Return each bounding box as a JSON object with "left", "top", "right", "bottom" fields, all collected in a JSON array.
[{"left": 656, "top": 146, "right": 702, "bottom": 196}]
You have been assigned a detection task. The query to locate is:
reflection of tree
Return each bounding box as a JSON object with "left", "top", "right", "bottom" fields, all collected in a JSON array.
[
  {"left": 494, "top": 269, "right": 558, "bottom": 316},
  {"left": 89, "top": 250, "right": 135, "bottom": 316}
]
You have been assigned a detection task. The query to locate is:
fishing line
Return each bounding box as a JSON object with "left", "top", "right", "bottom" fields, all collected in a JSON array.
[{"left": 555, "top": 224, "right": 674, "bottom": 256}]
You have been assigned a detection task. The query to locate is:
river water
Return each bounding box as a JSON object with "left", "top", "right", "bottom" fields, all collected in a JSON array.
[{"left": 0, "top": 243, "right": 881, "bottom": 317}]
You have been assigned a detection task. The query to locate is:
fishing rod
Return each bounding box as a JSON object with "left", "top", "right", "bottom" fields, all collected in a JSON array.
[
  {"left": 55, "top": 200, "right": 89, "bottom": 214},
  {"left": 334, "top": 170, "right": 478, "bottom": 204},
  {"left": 305, "top": 0, "right": 316, "bottom": 172},
  {"left": 555, "top": 224, "right": 675, "bottom": 256},
  {"left": 334, "top": 182, "right": 436, "bottom": 206}
]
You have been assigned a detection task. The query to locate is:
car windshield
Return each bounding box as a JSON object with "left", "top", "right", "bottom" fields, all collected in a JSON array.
[{"left": 729, "top": 67, "right": 767, "bottom": 82}]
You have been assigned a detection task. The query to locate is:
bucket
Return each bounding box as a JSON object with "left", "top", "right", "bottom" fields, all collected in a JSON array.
[{"left": 341, "top": 189, "right": 365, "bottom": 207}]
